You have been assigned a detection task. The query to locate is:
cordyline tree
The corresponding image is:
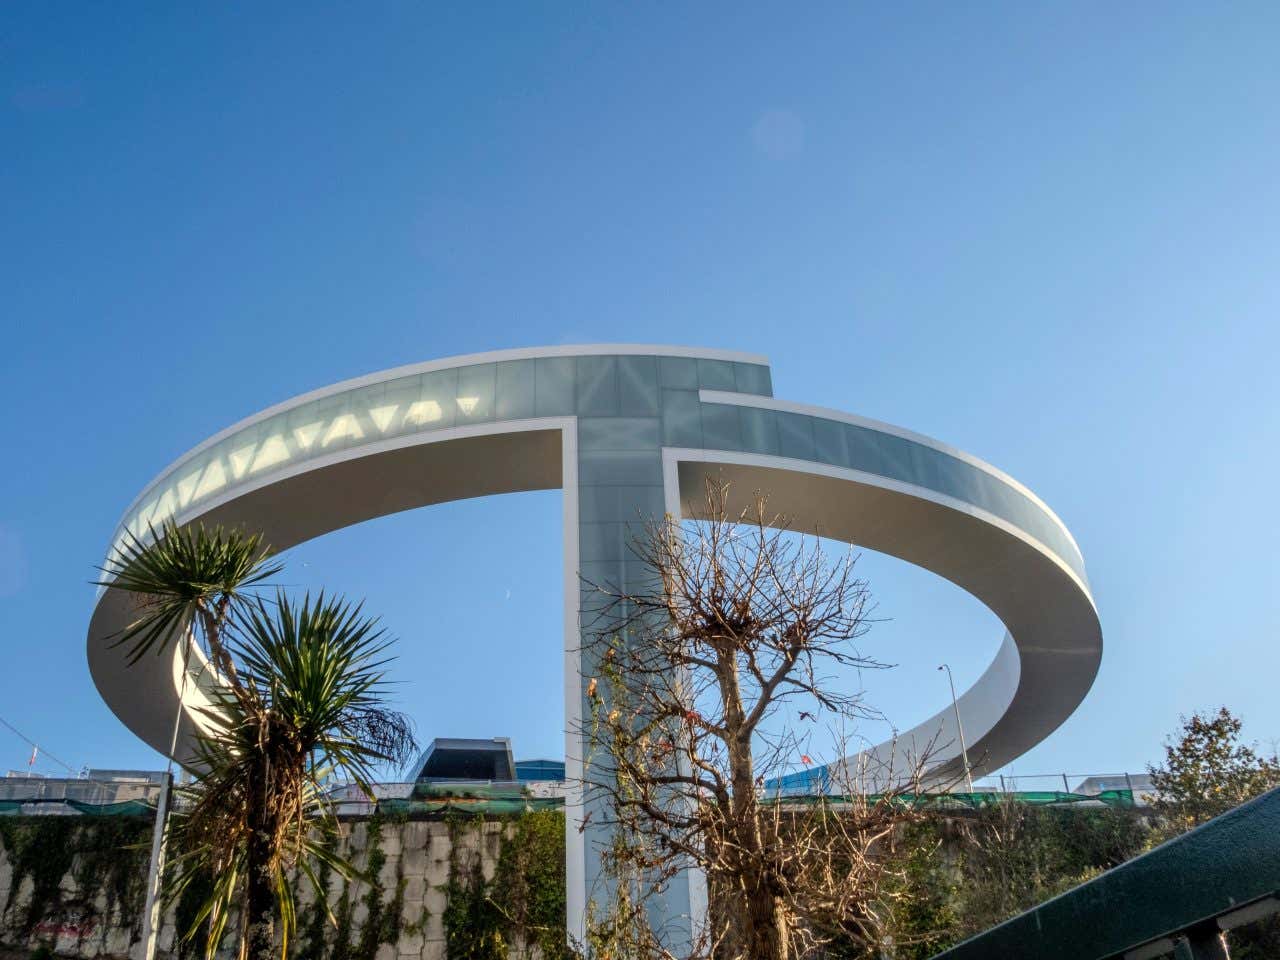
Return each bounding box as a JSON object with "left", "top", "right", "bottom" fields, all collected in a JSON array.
[
  {"left": 580, "top": 480, "right": 934, "bottom": 960},
  {"left": 97, "top": 523, "right": 417, "bottom": 960}
]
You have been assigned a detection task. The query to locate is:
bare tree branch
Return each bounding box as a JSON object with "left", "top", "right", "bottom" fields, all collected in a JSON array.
[{"left": 578, "top": 478, "right": 937, "bottom": 960}]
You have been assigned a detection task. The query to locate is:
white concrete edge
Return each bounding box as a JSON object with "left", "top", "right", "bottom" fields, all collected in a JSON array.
[
  {"left": 560, "top": 422, "right": 588, "bottom": 948},
  {"left": 697, "top": 389, "right": 1084, "bottom": 563},
  {"left": 850, "top": 632, "right": 1023, "bottom": 784},
  {"left": 661, "top": 458, "right": 711, "bottom": 943},
  {"left": 112, "top": 345, "right": 770, "bottom": 531},
  {"left": 661, "top": 447, "right": 1096, "bottom": 613},
  {"left": 169, "top": 635, "right": 217, "bottom": 746}
]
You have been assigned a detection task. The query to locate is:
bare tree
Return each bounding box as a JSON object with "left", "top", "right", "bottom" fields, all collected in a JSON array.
[{"left": 580, "top": 479, "right": 933, "bottom": 960}]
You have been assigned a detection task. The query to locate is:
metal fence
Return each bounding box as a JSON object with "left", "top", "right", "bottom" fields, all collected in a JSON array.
[
  {"left": 970, "top": 771, "right": 1156, "bottom": 802},
  {"left": 0, "top": 774, "right": 165, "bottom": 814},
  {"left": 767, "top": 768, "right": 1158, "bottom": 804},
  {"left": 1, "top": 769, "right": 1157, "bottom": 818}
]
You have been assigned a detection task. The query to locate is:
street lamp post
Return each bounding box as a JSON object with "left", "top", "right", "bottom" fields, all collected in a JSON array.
[
  {"left": 140, "top": 635, "right": 204, "bottom": 960},
  {"left": 938, "top": 664, "right": 974, "bottom": 794}
]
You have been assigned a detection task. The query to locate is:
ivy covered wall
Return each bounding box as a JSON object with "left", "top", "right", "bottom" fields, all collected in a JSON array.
[
  {"left": 0, "top": 816, "right": 152, "bottom": 958},
  {"left": 0, "top": 810, "right": 567, "bottom": 960},
  {"left": 0, "top": 804, "right": 1187, "bottom": 960}
]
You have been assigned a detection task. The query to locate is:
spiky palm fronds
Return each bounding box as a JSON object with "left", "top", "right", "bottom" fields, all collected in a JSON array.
[
  {"left": 232, "top": 592, "right": 415, "bottom": 791},
  {"left": 165, "top": 727, "right": 357, "bottom": 960},
  {"left": 165, "top": 592, "right": 416, "bottom": 959},
  {"left": 95, "top": 521, "right": 282, "bottom": 667},
  {"left": 97, "top": 524, "right": 415, "bottom": 960}
]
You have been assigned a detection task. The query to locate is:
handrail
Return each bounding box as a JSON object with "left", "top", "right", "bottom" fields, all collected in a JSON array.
[{"left": 928, "top": 785, "right": 1280, "bottom": 960}]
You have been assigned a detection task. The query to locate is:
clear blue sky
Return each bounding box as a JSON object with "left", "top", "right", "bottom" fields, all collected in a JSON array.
[{"left": 2, "top": 4, "right": 1278, "bottom": 784}]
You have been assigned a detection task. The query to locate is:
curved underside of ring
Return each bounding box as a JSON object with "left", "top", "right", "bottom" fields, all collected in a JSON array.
[
  {"left": 87, "top": 424, "right": 568, "bottom": 764},
  {"left": 670, "top": 455, "right": 1099, "bottom": 785}
]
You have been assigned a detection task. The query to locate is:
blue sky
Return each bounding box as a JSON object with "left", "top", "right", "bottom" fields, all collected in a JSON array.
[{"left": 2, "top": 4, "right": 1278, "bottom": 784}]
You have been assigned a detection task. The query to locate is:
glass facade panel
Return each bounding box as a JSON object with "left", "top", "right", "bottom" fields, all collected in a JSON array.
[
  {"left": 192, "top": 454, "right": 229, "bottom": 505},
  {"left": 812, "top": 417, "right": 849, "bottom": 467},
  {"left": 700, "top": 403, "right": 743, "bottom": 451},
  {"left": 577, "top": 560, "right": 621, "bottom": 594},
  {"left": 971, "top": 471, "right": 1024, "bottom": 528},
  {"left": 320, "top": 395, "right": 365, "bottom": 454},
  {"left": 576, "top": 356, "right": 619, "bottom": 415},
  {"left": 733, "top": 362, "right": 772, "bottom": 396},
  {"left": 659, "top": 356, "right": 699, "bottom": 389},
  {"left": 579, "top": 522, "right": 630, "bottom": 563},
  {"left": 739, "top": 407, "right": 779, "bottom": 456},
  {"left": 495, "top": 360, "right": 536, "bottom": 420},
  {"left": 248, "top": 422, "right": 292, "bottom": 478},
  {"left": 846, "top": 424, "right": 914, "bottom": 484},
  {"left": 456, "top": 363, "right": 496, "bottom": 423},
  {"left": 578, "top": 449, "right": 664, "bottom": 486},
  {"left": 618, "top": 356, "right": 660, "bottom": 415},
  {"left": 376, "top": 377, "right": 427, "bottom": 439},
  {"left": 777, "top": 412, "right": 816, "bottom": 461},
  {"left": 579, "top": 485, "right": 665, "bottom": 523},
  {"left": 534, "top": 357, "right": 576, "bottom": 416},
  {"left": 284, "top": 401, "right": 325, "bottom": 460},
  {"left": 697, "top": 358, "right": 737, "bottom": 391},
  {"left": 349, "top": 382, "right": 387, "bottom": 440},
  {"left": 224, "top": 422, "right": 262, "bottom": 485},
  {"left": 580, "top": 558, "right": 663, "bottom": 597},
  {"left": 578, "top": 417, "right": 661, "bottom": 451},
  {"left": 661, "top": 390, "right": 702, "bottom": 447},
  {"left": 515, "top": 759, "right": 566, "bottom": 783},
  {"left": 921, "top": 445, "right": 985, "bottom": 506},
  {"left": 905, "top": 442, "right": 949, "bottom": 501},
  {"left": 419, "top": 369, "right": 460, "bottom": 431}
]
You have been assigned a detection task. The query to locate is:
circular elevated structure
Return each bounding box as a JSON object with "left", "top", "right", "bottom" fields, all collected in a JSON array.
[{"left": 87, "top": 345, "right": 1101, "bottom": 944}]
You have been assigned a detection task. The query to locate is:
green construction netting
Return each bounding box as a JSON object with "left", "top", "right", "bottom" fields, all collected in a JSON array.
[
  {"left": 378, "top": 782, "right": 566, "bottom": 815},
  {"left": 0, "top": 790, "right": 1136, "bottom": 817},
  {"left": 921, "top": 790, "right": 1135, "bottom": 809},
  {"left": 775, "top": 790, "right": 1137, "bottom": 810},
  {"left": 408, "top": 783, "right": 534, "bottom": 800},
  {"left": 0, "top": 798, "right": 157, "bottom": 816},
  {"left": 378, "top": 796, "right": 564, "bottom": 816}
]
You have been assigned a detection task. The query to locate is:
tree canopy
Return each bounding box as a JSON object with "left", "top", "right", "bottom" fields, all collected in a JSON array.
[{"left": 1147, "top": 707, "right": 1279, "bottom": 832}]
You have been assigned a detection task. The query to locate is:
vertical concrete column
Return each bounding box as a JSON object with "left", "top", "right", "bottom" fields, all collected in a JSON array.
[{"left": 568, "top": 354, "right": 697, "bottom": 949}]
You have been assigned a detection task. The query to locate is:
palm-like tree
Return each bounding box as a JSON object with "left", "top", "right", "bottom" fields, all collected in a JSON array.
[{"left": 97, "top": 523, "right": 417, "bottom": 959}]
